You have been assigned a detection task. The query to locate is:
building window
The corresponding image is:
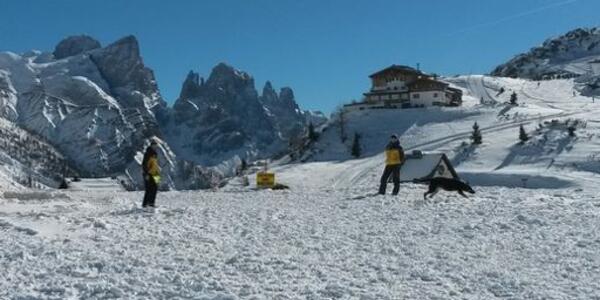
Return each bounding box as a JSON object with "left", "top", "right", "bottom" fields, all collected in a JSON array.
[
  {"left": 433, "top": 93, "right": 438, "bottom": 98},
  {"left": 412, "top": 93, "right": 420, "bottom": 99}
]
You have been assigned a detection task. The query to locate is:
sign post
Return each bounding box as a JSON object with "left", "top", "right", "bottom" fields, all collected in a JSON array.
[{"left": 256, "top": 161, "right": 276, "bottom": 188}]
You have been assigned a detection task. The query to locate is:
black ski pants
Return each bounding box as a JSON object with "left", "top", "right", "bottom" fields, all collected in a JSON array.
[
  {"left": 142, "top": 177, "right": 158, "bottom": 207},
  {"left": 379, "top": 164, "right": 400, "bottom": 195}
]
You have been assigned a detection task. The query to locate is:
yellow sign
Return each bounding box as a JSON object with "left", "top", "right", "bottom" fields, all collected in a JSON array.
[{"left": 256, "top": 172, "right": 275, "bottom": 188}]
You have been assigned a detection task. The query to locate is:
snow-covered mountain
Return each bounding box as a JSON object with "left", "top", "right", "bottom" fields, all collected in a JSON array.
[
  {"left": 491, "top": 27, "right": 600, "bottom": 96},
  {"left": 0, "top": 35, "right": 316, "bottom": 189},
  {"left": 161, "top": 63, "right": 308, "bottom": 168},
  {"left": 0, "top": 35, "right": 212, "bottom": 190},
  {"left": 0, "top": 35, "right": 162, "bottom": 173}
]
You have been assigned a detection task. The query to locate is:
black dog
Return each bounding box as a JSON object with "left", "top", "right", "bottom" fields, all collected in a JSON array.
[{"left": 414, "top": 177, "right": 475, "bottom": 199}]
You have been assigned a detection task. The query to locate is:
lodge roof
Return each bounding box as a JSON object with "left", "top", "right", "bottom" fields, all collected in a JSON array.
[
  {"left": 407, "top": 77, "right": 449, "bottom": 88},
  {"left": 446, "top": 86, "right": 463, "bottom": 93},
  {"left": 369, "top": 65, "right": 424, "bottom": 78}
]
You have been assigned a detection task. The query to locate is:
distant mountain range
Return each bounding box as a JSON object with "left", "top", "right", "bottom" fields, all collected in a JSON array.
[{"left": 0, "top": 35, "right": 325, "bottom": 190}]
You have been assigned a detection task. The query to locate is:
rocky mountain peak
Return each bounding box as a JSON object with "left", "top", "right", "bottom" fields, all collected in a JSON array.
[
  {"left": 264, "top": 80, "right": 273, "bottom": 90},
  {"left": 108, "top": 35, "right": 141, "bottom": 59},
  {"left": 206, "top": 63, "right": 254, "bottom": 89},
  {"left": 279, "top": 87, "right": 295, "bottom": 102},
  {"left": 491, "top": 27, "right": 600, "bottom": 79},
  {"left": 53, "top": 35, "right": 101, "bottom": 59},
  {"left": 179, "top": 70, "right": 202, "bottom": 100},
  {"left": 261, "top": 81, "right": 277, "bottom": 103},
  {"left": 89, "top": 35, "right": 164, "bottom": 109}
]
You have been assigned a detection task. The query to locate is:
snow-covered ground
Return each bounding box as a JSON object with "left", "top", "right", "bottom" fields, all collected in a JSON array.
[
  {"left": 2, "top": 75, "right": 600, "bottom": 299},
  {"left": 1, "top": 184, "right": 599, "bottom": 299}
]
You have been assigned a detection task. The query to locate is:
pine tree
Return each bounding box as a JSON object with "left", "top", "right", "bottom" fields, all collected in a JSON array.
[
  {"left": 308, "top": 122, "right": 318, "bottom": 141},
  {"left": 351, "top": 132, "right": 362, "bottom": 158},
  {"left": 471, "top": 122, "right": 482, "bottom": 145},
  {"left": 519, "top": 125, "right": 529, "bottom": 143},
  {"left": 510, "top": 92, "right": 518, "bottom": 105}
]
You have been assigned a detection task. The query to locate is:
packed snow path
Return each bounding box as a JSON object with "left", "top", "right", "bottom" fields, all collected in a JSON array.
[{"left": 1, "top": 185, "right": 599, "bottom": 299}]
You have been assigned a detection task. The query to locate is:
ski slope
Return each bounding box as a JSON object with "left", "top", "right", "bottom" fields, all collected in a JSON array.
[{"left": 266, "top": 76, "right": 600, "bottom": 193}]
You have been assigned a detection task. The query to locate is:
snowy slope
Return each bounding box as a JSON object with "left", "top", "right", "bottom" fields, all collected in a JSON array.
[
  {"left": 1, "top": 180, "right": 599, "bottom": 299},
  {"left": 263, "top": 75, "right": 600, "bottom": 193}
]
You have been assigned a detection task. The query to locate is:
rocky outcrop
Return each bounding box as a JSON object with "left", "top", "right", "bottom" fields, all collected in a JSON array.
[
  {"left": 260, "top": 82, "right": 306, "bottom": 141},
  {"left": 0, "top": 70, "right": 18, "bottom": 121},
  {"left": 491, "top": 27, "right": 600, "bottom": 79},
  {"left": 164, "top": 63, "right": 283, "bottom": 166},
  {"left": 90, "top": 36, "right": 165, "bottom": 110},
  {"left": 53, "top": 35, "right": 101, "bottom": 59},
  {"left": 179, "top": 71, "right": 203, "bottom": 100},
  {"left": 164, "top": 63, "right": 311, "bottom": 168},
  {"left": 491, "top": 27, "right": 600, "bottom": 96}
]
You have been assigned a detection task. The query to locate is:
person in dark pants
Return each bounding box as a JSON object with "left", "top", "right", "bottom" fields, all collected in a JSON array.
[
  {"left": 142, "top": 141, "right": 161, "bottom": 208},
  {"left": 378, "top": 134, "right": 405, "bottom": 195}
]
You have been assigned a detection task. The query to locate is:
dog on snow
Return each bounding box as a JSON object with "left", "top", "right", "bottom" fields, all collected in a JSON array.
[{"left": 413, "top": 177, "right": 475, "bottom": 199}]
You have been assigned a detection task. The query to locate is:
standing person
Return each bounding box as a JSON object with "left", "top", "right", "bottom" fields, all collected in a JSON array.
[
  {"left": 142, "top": 141, "right": 161, "bottom": 208},
  {"left": 378, "top": 134, "right": 405, "bottom": 195}
]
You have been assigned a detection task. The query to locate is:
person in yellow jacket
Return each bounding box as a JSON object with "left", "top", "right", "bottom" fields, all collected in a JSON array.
[
  {"left": 142, "top": 141, "right": 161, "bottom": 208},
  {"left": 378, "top": 134, "right": 405, "bottom": 195}
]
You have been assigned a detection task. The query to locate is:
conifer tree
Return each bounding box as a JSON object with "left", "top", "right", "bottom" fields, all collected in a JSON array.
[
  {"left": 519, "top": 125, "right": 529, "bottom": 143},
  {"left": 510, "top": 92, "right": 518, "bottom": 105}
]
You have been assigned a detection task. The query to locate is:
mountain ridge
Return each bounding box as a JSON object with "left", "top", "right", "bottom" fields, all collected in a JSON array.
[
  {"left": 491, "top": 27, "right": 600, "bottom": 97},
  {"left": 0, "top": 34, "right": 317, "bottom": 189}
]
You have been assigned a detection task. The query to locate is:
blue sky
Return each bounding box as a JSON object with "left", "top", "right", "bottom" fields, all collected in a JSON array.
[{"left": 0, "top": 0, "right": 598, "bottom": 113}]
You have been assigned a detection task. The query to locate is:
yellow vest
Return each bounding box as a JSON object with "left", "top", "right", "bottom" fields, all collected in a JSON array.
[
  {"left": 385, "top": 149, "right": 403, "bottom": 165},
  {"left": 147, "top": 157, "right": 161, "bottom": 176}
]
